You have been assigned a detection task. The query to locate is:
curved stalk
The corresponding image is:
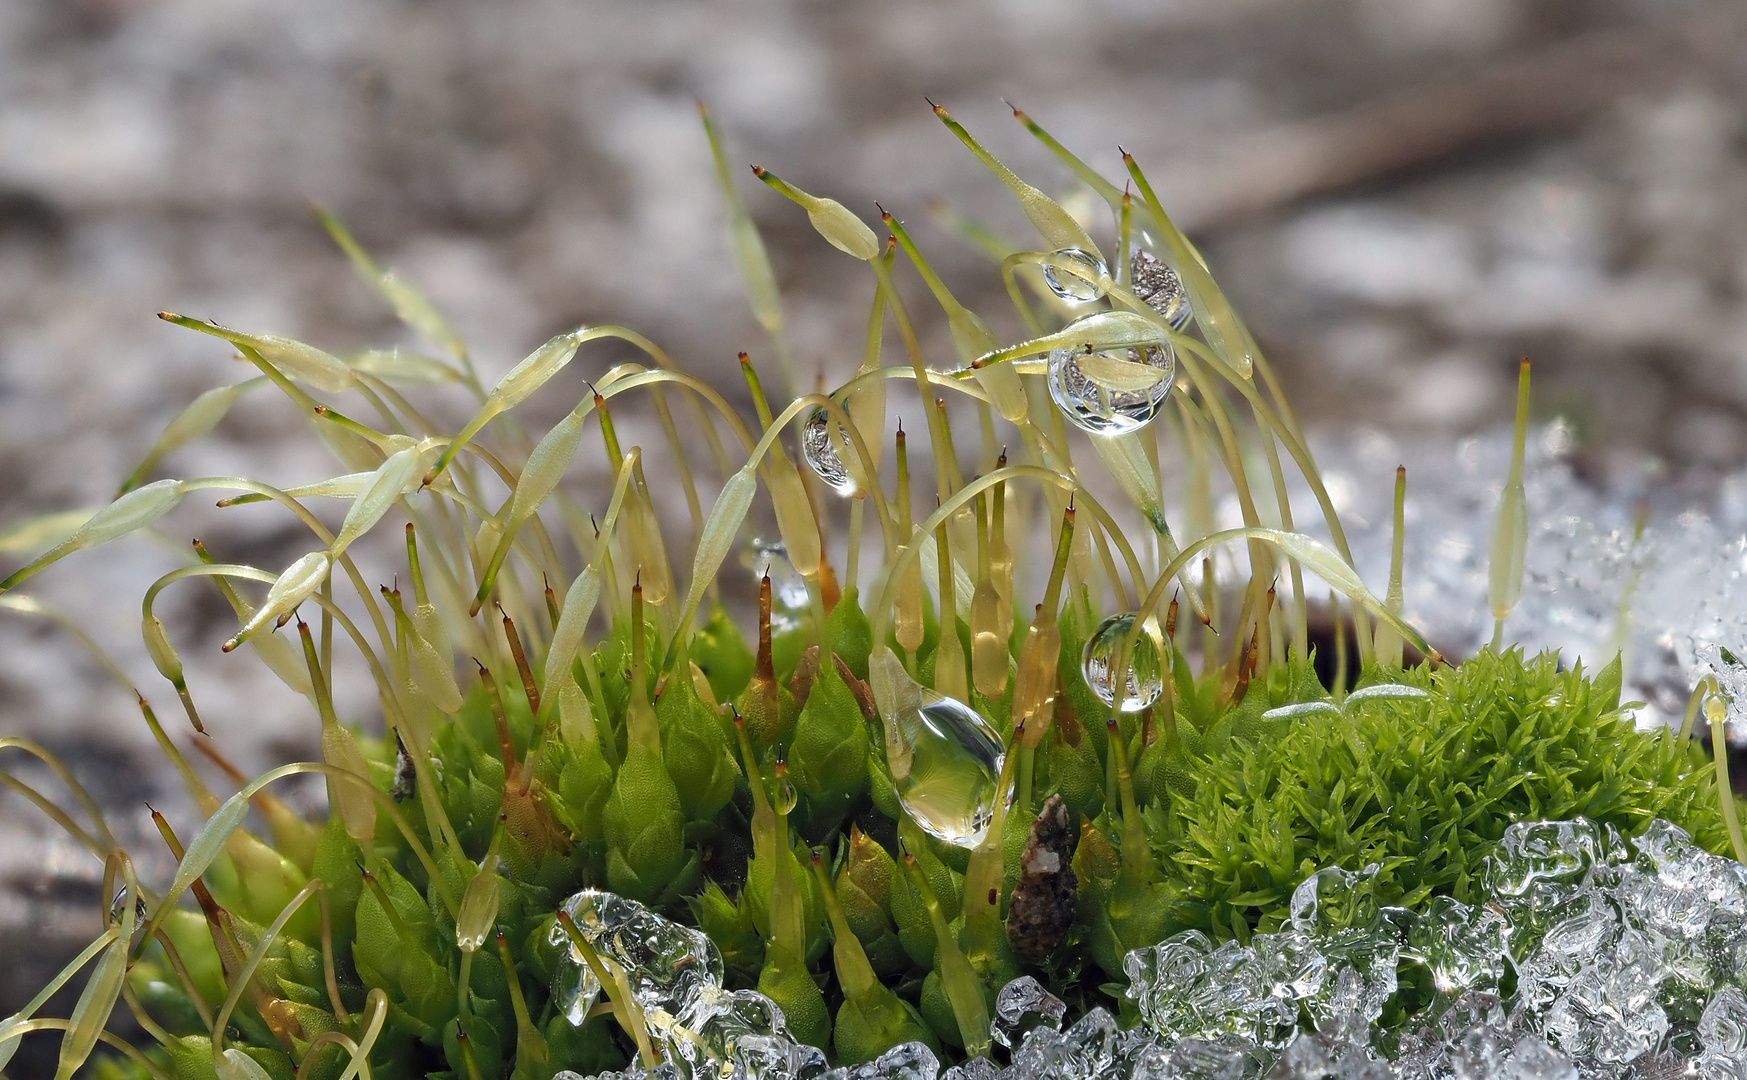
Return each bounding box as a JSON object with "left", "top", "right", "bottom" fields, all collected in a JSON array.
[{"left": 870, "top": 465, "right": 1147, "bottom": 656}]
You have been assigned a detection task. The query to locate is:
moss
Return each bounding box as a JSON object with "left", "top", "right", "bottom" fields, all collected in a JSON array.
[{"left": 1151, "top": 649, "right": 1733, "bottom": 942}]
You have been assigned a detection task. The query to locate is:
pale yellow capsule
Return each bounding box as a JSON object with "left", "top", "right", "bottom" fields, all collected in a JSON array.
[
  {"left": 412, "top": 599, "right": 455, "bottom": 670},
  {"left": 556, "top": 678, "right": 598, "bottom": 745},
  {"left": 323, "top": 722, "right": 378, "bottom": 844},
  {"left": 974, "top": 310, "right": 1166, "bottom": 371},
  {"left": 705, "top": 109, "right": 786, "bottom": 344},
  {"left": 894, "top": 544, "right": 925, "bottom": 655},
  {"left": 753, "top": 167, "right": 881, "bottom": 261},
  {"left": 142, "top": 615, "right": 184, "bottom": 690},
  {"left": 217, "top": 1048, "right": 274, "bottom": 1080},
  {"left": 332, "top": 445, "right": 426, "bottom": 555},
  {"left": 238, "top": 601, "right": 315, "bottom": 697},
  {"left": 121, "top": 381, "right": 258, "bottom": 493},
  {"left": 732, "top": 215, "right": 785, "bottom": 339},
  {"left": 507, "top": 408, "right": 591, "bottom": 529},
  {"left": 348, "top": 347, "right": 461, "bottom": 383},
  {"left": 990, "top": 503, "right": 1015, "bottom": 644},
  {"left": 626, "top": 464, "right": 674, "bottom": 605},
  {"left": 472, "top": 517, "right": 502, "bottom": 570},
  {"left": 282, "top": 472, "right": 375, "bottom": 499},
  {"left": 1489, "top": 485, "right": 1527, "bottom": 622},
  {"left": 70, "top": 479, "right": 187, "bottom": 548},
  {"left": 1013, "top": 622, "right": 1061, "bottom": 749},
  {"left": 932, "top": 101, "right": 1100, "bottom": 261},
  {"left": 380, "top": 271, "right": 468, "bottom": 361},
  {"left": 456, "top": 856, "right": 502, "bottom": 952},
  {"left": 427, "top": 330, "right": 587, "bottom": 485},
  {"left": 1075, "top": 351, "right": 1173, "bottom": 393},
  {"left": 168, "top": 790, "right": 252, "bottom": 900},
  {"left": 767, "top": 459, "right": 822, "bottom": 581},
  {"left": 407, "top": 620, "right": 463, "bottom": 714},
  {"left": 970, "top": 582, "right": 1009, "bottom": 699},
  {"left": 174, "top": 317, "right": 357, "bottom": 394},
  {"left": 227, "top": 551, "right": 332, "bottom": 650},
  {"left": 1089, "top": 430, "right": 1171, "bottom": 536},
  {"left": 54, "top": 934, "right": 125, "bottom": 1080},
  {"left": 490, "top": 329, "right": 587, "bottom": 413},
  {"left": 242, "top": 335, "right": 357, "bottom": 394},
  {"left": 934, "top": 523, "right": 969, "bottom": 703},
  {"left": 975, "top": 364, "right": 1030, "bottom": 425},
  {"left": 677, "top": 467, "right": 756, "bottom": 634},
  {"left": 1123, "top": 158, "right": 1256, "bottom": 378},
  {"left": 0, "top": 509, "right": 92, "bottom": 556},
  {"left": 543, "top": 568, "right": 602, "bottom": 691}
]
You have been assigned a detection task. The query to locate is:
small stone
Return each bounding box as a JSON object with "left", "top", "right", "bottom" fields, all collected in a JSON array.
[{"left": 1005, "top": 796, "right": 1080, "bottom": 959}]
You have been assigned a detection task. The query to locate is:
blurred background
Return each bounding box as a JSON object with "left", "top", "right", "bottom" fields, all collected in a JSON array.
[{"left": 1, "top": 0, "right": 1745, "bottom": 1046}]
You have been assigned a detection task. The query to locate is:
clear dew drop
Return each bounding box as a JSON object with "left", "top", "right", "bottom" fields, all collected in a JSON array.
[
  {"left": 1080, "top": 611, "right": 1165, "bottom": 714},
  {"left": 894, "top": 690, "right": 1006, "bottom": 848},
  {"left": 800, "top": 408, "right": 857, "bottom": 497},
  {"left": 871, "top": 649, "right": 1008, "bottom": 848},
  {"left": 1130, "top": 247, "right": 1192, "bottom": 330},
  {"left": 771, "top": 762, "right": 799, "bottom": 816},
  {"left": 740, "top": 537, "right": 808, "bottom": 631},
  {"left": 1041, "top": 247, "right": 1107, "bottom": 304},
  {"left": 1046, "top": 343, "right": 1175, "bottom": 435}
]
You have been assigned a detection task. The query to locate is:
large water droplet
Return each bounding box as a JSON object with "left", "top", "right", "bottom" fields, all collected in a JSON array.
[
  {"left": 1131, "top": 246, "right": 1192, "bottom": 330},
  {"left": 1080, "top": 612, "right": 1165, "bottom": 714},
  {"left": 1046, "top": 343, "right": 1175, "bottom": 435},
  {"left": 800, "top": 408, "right": 857, "bottom": 497},
  {"left": 1042, "top": 248, "right": 1107, "bottom": 304},
  {"left": 870, "top": 649, "right": 1006, "bottom": 848}
]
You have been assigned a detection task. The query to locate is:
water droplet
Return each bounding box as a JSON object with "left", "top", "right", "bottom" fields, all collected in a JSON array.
[
  {"left": 899, "top": 693, "right": 1005, "bottom": 847},
  {"left": 1046, "top": 343, "right": 1175, "bottom": 435},
  {"left": 740, "top": 538, "right": 808, "bottom": 631},
  {"left": 871, "top": 650, "right": 1006, "bottom": 848},
  {"left": 800, "top": 408, "right": 857, "bottom": 497},
  {"left": 1080, "top": 612, "right": 1165, "bottom": 714},
  {"left": 1042, "top": 247, "right": 1107, "bottom": 304},
  {"left": 1131, "top": 246, "right": 1192, "bottom": 330},
  {"left": 110, "top": 885, "right": 147, "bottom": 946},
  {"left": 772, "top": 761, "right": 799, "bottom": 816}
]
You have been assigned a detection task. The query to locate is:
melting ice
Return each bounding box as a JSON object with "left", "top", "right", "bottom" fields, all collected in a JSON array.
[{"left": 555, "top": 818, "right": 1747, "bottom": 1080}]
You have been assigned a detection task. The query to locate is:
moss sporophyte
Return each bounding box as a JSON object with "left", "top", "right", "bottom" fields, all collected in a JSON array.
[{"left": 0, "top": 100, "right": 1741, "bottom": 1080}]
